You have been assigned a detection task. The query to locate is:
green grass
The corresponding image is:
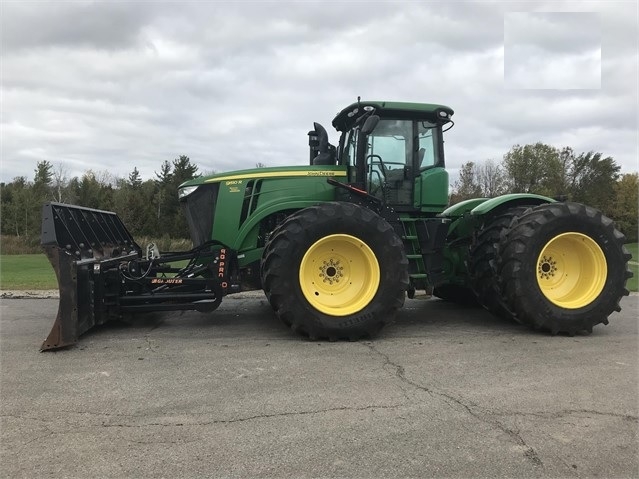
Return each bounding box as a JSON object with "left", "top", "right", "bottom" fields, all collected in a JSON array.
[
  {"left": 1, "top": 246, "right": 637, "bottom": 292},
  {"left": 0, "top": 254, "right": 58, "bottom": 290},
  {"left": 0, "top": 254, "right": 192, "bottom": 290}
]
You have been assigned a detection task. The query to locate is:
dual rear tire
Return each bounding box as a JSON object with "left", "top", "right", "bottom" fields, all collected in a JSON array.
[
  {"left": 469, "top": 206, "right": 529, "bottom": 317},
  {"left": 495, "top": 202, "right": 632, "bottom": 334},
  {"left": 469, "top": 202, "right": 632, "bottom": 334}
]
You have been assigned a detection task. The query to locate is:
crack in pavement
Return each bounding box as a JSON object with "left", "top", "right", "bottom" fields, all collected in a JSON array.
[
  {"left": 1, "top": 413, "right": 60, "bottom": 424},
  {"left": 361, "top": 341, "right": 413, "bottom": 402},
  {"left": 99, "top": 403, "right": 405, "bottom": 428},
  {"left": 7, "top": 402, "right": 400, "bottom": 425},
  {"left": 5, "top": 404, "right": 404, "bottom": 450},
  {"left": 494, "top": 409, "right": 638, "bottom": 422},
  {"left": 127, "top": 437, "right": 203, "bottom": 446},
  {"left": 362, "top": 342, "right": 544, "bottom": 468}
]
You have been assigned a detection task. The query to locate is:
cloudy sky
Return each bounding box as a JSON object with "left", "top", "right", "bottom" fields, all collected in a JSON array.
[{"left": 1, "top": 1, "right": 637, "bottom": 185}]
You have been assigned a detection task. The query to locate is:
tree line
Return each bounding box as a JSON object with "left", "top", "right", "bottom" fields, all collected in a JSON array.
[
  {"left": 450, "top": 143, "right": 638, "bottom": 242},
  {"left": 1, "top": 143, "right": 637, "bottom": 251},
  {"left": 0, "top": 155, "right": 200, "bottom": 245}
]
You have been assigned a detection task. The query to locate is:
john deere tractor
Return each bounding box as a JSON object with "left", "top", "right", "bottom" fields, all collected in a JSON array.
[{"left": 40, "top": 100, "right": 633, "bottom": 350}]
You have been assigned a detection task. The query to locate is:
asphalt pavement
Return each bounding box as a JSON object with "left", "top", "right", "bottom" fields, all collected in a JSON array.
[{"left": 1, "top": 293, "right": 638, "bottom": 478}]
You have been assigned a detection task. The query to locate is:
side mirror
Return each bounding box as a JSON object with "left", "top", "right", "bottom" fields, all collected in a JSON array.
[{"left": 361, "top": 115, "right": 380, "bottom": 135}]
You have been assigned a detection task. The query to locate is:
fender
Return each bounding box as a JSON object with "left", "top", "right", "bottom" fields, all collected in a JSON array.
[
  {"left": 439, "top": 198, "right": 489, "bottom": 217},
  {"left": 443, "top": 193, "right": 555, "bottom": 240},
  {"left": 470, "top": 193, "right": 555, "bottom": 216}
]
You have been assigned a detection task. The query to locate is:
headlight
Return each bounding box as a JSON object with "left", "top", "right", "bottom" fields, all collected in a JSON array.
[{"left": 178, "top": 186, "right": 199, "bottom": 199}]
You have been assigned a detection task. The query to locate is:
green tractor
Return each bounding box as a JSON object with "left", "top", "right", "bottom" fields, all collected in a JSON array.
[{"left": 40, "top": 100, "right": 633, "bottom": 349}]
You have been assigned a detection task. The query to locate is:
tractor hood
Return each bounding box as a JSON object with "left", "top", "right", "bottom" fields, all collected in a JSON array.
[
  {"left": 178, "top": 165, "right": 348, "bottom": 246},
  {"left": 178, "top": 165, "right": 348, "bottom": 194}
]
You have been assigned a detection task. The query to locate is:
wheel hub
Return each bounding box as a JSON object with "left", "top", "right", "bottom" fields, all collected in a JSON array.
[
  {"left": 319, "top": 260, "right": 344, "bottom": 285},
  {"left": 538, "top": 256, "right": 558, "bottom": 279},
  {"left": 299, "top": 234, "right": 380, "bottom": 316},
  {"left": 536, "top": 232, "right": 607, "bottom": 309}
]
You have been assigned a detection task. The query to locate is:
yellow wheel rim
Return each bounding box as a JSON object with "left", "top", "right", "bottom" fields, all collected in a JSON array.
[
  {"left": 299, "top": 234, "right": 380, "bottom": 316},
  {"left": 536, "top": 232, "right": 607, "bottom": 309}
]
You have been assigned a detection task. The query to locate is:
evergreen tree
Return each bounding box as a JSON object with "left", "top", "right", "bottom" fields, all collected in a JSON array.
[
  {"left": 169, "top": 155, "right": 199, "bottom": 238},
  {"left": 113, "top": 167, "right": 151, "bottom": 236},
  {"left": 33, "top": 160, "right": 54, "bottom": 207},
  {"left": 172, "top": 155, "right": 199, "bottom": 185},
  {"left": 154, "top": 160, "right": 173, "bottom": 221},
  {"left": 155, "top": 160, "right": 173, "bottom": 185},
  {"left": 34, "top": 160, "right": 53, "bottom": 188},
  {"left": 128, "top": 167, "right": 143, "bottom": 189}
]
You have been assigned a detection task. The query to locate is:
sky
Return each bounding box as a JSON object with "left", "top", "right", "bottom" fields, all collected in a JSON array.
[{"left": 1, "top": 1, "right": 638, "bottom": 186}]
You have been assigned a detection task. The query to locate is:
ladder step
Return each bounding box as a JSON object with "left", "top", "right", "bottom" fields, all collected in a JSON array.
[
  {"left": 409, "top": 273, "right": 428, "bottom": 279},
  {"left": 402, "top": 235, "right": 418, "bottom": 240},
  {"left": 406, "top": 254, "right": 422, "bottom": 259}
]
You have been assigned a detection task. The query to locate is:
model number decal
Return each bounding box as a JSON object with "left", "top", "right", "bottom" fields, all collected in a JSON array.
[
  {"left": 306, "top": 171, "right": 337, "bottom": 176},
  {"left": 225, "top": 180, "right": 243, "bottom": 185}
]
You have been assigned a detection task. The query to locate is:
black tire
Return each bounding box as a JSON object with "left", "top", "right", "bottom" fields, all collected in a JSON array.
[
  {"left": 260, "top": 218, "right": 290, "bottom": 310},
  {"left": 261, "top": 202, "right": 409, "bottom": 340},
  {"left": 496, "top": 202, "right": 632, "bottom": 334},
  {"left": 469, "top": 206, "right": 530, "bottom": 318},
  {"left": 432, "top": 284, "right": 479, "bottom": 306}
]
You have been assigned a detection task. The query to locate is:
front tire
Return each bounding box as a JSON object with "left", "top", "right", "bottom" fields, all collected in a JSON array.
[
  {"left": 261, "top": 202, "right": 408, "bottom": 340},
  {"left": 496, "top": 202, "right": 632, "bottom": 334}
]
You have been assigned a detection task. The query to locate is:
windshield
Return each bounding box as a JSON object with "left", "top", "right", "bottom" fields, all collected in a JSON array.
[
  {"left": 364, "top": 119, "right": 413, "bottom": 205},
  {"left": 341, "top": 119, "right": 439, "bottom": 168},
  {"left": 367, "top": 119, "right": 413, "bottom": 166}
]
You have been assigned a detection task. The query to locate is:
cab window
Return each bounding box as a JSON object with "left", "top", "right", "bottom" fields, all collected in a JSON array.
[
  {"left": 342, "top": 129, "right": 357, "bottom": 166},
  {"left": 418, "top": 121, "right": 438, "bottom": 169},
  {"left": 367, "top": 119, "right": 413, "bottom": 167}
]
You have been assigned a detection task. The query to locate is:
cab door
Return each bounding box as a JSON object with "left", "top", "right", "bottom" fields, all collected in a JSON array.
[
  {"left": 364, "top": 119, "right": 414, "bottom": 207},
  {"left": 414, "top": 121, "right": 449, "bottom": 212}
]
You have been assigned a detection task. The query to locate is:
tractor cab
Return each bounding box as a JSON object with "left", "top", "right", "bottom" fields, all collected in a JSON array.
[{"left": 309, "top": 101, "right": 454, "bottom": 212}]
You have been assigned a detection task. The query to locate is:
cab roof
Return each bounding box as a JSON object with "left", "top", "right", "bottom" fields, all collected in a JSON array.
[{"left": 332, "top": 100, "right": 454, "bottom": 132}]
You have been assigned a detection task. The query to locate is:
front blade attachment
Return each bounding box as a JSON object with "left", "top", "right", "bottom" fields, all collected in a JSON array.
[{"left": 41, "top": 202, "right": 141, "bottom": 351}]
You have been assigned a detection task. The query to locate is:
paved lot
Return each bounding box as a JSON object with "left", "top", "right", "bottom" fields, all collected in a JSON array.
[{"left": 1, "top": 294, "right": 637, "bottom": 478}]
